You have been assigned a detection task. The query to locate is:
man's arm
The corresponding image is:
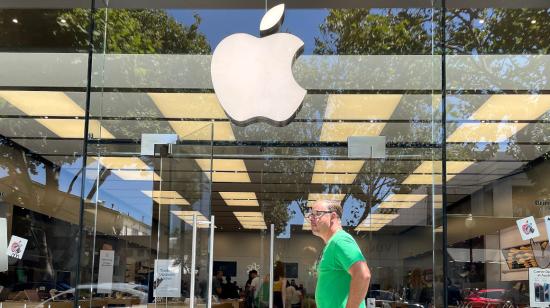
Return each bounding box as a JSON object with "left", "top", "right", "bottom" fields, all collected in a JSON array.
[{"left": 346, "top": 261, "right": 371, "bottom": 308}]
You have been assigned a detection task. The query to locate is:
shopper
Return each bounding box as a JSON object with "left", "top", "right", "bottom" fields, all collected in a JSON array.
[{"left": 308, "top": 199, "right": 371, "bottom": 308}]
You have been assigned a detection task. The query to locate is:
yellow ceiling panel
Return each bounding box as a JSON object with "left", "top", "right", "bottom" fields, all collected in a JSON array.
[
  {"left": 0, "top": 91, "right": 84, "bottom": 116},
  {"left": 377, "top": 201, "right": 418, "bottom": 209},
  {"left": 319, "top": 123, "right": 385, "bottom": 142},
  {"left": 384, "top": 194, "right": 427, "bottom": 202},
  {"left": 447, "top": 122, "right": 527, "bottom": 143},
  {"left": 169, "top": 121, "right": 235, "bottom": 141},
  {"left": 311, "top": 173, "right": 359, "bottom": 184},
  {"left": 324, "top": 94, "right": 401, "bottom": 120},
  {"left": 95, "top": 157, "right": 150, "bottom": 170},
  {"left": 148, "top": 93, "right": 227, "bottom": 119},
  {"left": 111, "top": 170, "right": 161, "bottom": 181},
  {"left": 471, "top": 94, "right": 550, "bottom": 120},
  {"left": 412, "top": 161, "right": 473, "bottom": 174},
  {"left": 313, "top": 160, "right": 364, "bottom": 173},
  {"left": 36, "top": 119, "right": 115, "bottom": 139}
]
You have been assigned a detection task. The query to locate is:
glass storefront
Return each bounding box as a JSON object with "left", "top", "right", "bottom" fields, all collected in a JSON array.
[{"left": 0, "top": 1, "right": 548, "bottom": 307}]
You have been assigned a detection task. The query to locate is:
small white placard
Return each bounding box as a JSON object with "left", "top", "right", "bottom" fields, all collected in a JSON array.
[
  {"left": 529, "top": 268, "right": 550, "bottom": 307},
  {"left": 516, "top": 216, "right": 540, "bottom": 240},
  {"left": 154, "top": 259, "right": 182, "bottom": 297},
  {"left": 366, "top": 298, "right": 376, "bottom": 308},
  {"left": 544, "top": 216, "right": 550, "bottom": 241},
  {"left": 6, "top": 235, "right": 28, "bottom": 259},
  {"left": 97, "top": 250, "right": 115, "bottom": 293},
  {"left": 0, "top": 218, "right": 8, "bottom": 271}
]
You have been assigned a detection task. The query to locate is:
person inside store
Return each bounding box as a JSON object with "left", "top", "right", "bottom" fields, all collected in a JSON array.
[
  {"left": 285, "top": 280, "right": 302, "bottom": 308},
  {"left": 212, "top": 270, "right": 224, "bottom": 298},
  {"left": 273, "top": 261, "right": 286, "bottom": 308},
  {"left": 308, "top": 199, "right": 371, "bottom": 308},
  {"left": 245, "top": 270, "right": 259, "bottom": 307}
]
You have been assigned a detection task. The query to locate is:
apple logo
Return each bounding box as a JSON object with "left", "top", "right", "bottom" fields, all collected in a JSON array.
[{"left": 211, "top": 3, "right": 306, "bottom": 127}]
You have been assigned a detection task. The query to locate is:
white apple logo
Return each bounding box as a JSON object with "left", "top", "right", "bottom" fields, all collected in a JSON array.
[{"left": 211, "top": 4, "right": 307, "bottom": 126}]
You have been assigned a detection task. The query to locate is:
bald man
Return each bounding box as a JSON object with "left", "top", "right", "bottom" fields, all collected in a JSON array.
[{"left": 308, "top": 199, "right": 371, "bottom": 308}]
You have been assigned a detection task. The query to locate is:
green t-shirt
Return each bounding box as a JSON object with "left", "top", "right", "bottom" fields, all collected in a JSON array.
[{"left": 315, "top": 230, "right": 366, "bottom": 308}]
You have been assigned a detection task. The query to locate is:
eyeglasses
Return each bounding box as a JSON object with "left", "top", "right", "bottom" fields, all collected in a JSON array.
[{"left": 305, "top": 210, "right": 334, "bottom": 220}]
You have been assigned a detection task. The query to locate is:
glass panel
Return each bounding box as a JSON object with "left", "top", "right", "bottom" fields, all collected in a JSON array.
[
  {"left": 0, "top": 4, "right": 91, "bottom": 308},
  {"left": 445, "top": 1, "right": 550, "bottom": 308}
]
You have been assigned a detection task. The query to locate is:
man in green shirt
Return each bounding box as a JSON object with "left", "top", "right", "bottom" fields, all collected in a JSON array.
[{"left": 308, "top": 199, "right": 371, "bottom": 308}]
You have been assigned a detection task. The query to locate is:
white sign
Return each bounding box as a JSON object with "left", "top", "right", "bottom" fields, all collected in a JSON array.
[
  {"left": 516, "top": 216, "right": 540, "bottom": 240},
  {"left": 0, "top": 218, "right": 7, "bottom": 271},
  {"left": 211, "top": 4, "right": 306, "bottom": 126},
  {"left": 529, "top": 268, "right": 550, "bottom": 307},
  {"left": 6, "top": 235, "right": 28, "bottom": 259},
  {"left": 97, "top": 250, "right": 115, "bottom": 293},
  {"left": 154, "top": 259, "right": 182, "bottom": 297}
]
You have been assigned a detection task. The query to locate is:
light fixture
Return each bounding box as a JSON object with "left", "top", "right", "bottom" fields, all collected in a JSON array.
[
  {"left": 324, "top": 94, "right": 402, "bottom": 120},
  {"left": 171, "top": 210, "right": 211, "bottom": 228},
  {"left": 447, "top": 95, "right": 550, "bottom": 143},
  {"left": 168, "top": 121, "right": 235, "bottom": 141},
  {"left": 12, "top": 18, "right": 18, "bottom": 24},
  {"left": 93, "top": 157, "right": 151, "bottom": 170},
  {"left": 531, "top": 19, "right": 536, "bottom": 24},
  {"left": 148, "top": 93, "right": 236, "bottom": 141},
  {"left": 311, "top": 160, "right": 364, "bottom": 184},
  {"left": 377, "top": 201, "right": 419, "bottom": 209},
  {"left": 60, "top": 19, "right": 67, "bottom": 23},
  {"left": 319, "top": 123, "right": 385, "bottom": 142},
  {"left": 318, "top": 94, "right": 401, "bottom": 142},
  {"left": 219, "top": 192, "right": 259, "bottom": 206},
  {"left": 478, "top": 19, "right": 484, "bottom": 24},
  {"left": 142, "top": 190, "right": 190, "bottom": 206},
  {"left": 110, "top": 170, "right": 161, "bottom": 181},
  {"left": 401, "top": 161, "right": 473, "bottom": 185},
  {"left": 234, "top": 212, "right": 267, "bottom": 229},
  {"left": 0, "top": 91, "right": 115, "bottom": 139},
  {"left": 195, "top": 159, "right": 251, "bottom": 182}
]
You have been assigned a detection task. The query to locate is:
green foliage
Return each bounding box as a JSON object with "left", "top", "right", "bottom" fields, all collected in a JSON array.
[{"left": 58, "top": 9, "right": 210, "bottom": 54}]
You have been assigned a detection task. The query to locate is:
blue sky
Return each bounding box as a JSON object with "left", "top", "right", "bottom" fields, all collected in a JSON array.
[{"left": 168, "top": 9, "right": 329, "bottom": 54}]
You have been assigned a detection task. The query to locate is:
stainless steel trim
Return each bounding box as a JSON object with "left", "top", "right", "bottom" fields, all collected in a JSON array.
[
  {"left": 207, "top": 215, "right": 215, "bottom": 308},
  {"left": 190, "top": 214, "right": 198, "bottom": 308},
  {"left": 269, "top": 224, "right": 274, "bottom": 308}
]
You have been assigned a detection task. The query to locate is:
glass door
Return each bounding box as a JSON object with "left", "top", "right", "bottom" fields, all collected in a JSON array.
[{"left": 153, "top": 124, "right": 214, "bottom": 307}]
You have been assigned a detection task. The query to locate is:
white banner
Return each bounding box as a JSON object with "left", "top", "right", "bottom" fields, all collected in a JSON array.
[
  {"left": 154, "top": 259, "right": 182, "bottom": 298},
  {"left": 529, "top": 268, "right": 550, "bottom": 307},
  {"left": 97, "top": 250, "right": 115, "bottom": 293},
  {"left": 0, "top": 218, "right": 7, "bottom": 271},
  {"left": 6, "top": 235, "right": 28, "bottom": 260}
]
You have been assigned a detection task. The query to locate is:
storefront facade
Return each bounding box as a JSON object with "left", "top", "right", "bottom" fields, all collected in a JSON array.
[{"left": 0, "top": 0, "right": 549, "bottom": 307}]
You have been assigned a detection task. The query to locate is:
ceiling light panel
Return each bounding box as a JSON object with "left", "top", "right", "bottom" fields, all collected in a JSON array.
[
  {"left": 171, "top": 210, "right": 211, "bottom": 228},
  {"left": 446, "top": 122, "right": 527, "bottom": 143},
  {"left": 142, "top": 190, "right": 184, "bottom": 199},
  {"left": 319, "top": 123, "right": 385, "bottom": 142},
  {"left": 311, "top": 160, "right": 364, "bottom": 184},
  {"left": 195, "top": 159, "right": 251, "bottom": 183},
  {"left": 219, "top": 192, "right": 259, "bottom": 206},
  {"left": 384, "top": 194, "right": 427, "bottom": 202},
  {"left": 0, "top": 91, "right": 115, "bottom": 139},
  {"left": 412, "top": 161, "right": 473, "bottom": 174},
  {"left": 148, "top": 93, "right": 227, "bottom": 119},
  {"left": 470, "top": 94, "right": 550, "bottom": 121},
  {"left": 153, "top": 198, "right": 190, "bottom": 206},
  {"left": 324, "top": 94, "right": 402, "bottom": 120},
  {"left": 111, "top": 170, "right": 161, "bottom": 181},
  {"left": 168, "top": 121, "right": 235, "bottom": 141},
  {"left": 93, "top": 157, "right": 151, "bottom": 170},
  {"left": 377, "top": 201, "right": 418, "bottom": 209}
]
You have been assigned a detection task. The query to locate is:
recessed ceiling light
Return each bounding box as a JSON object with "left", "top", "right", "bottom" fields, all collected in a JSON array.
[
  {"left": 60, "top": 19, "right": 67, "bottom": 23},
  {"left": 531, "top": 20, "right": 536, "bottom": 24},
  {"left": 478, "top": 19, "right": 484, "bottom": 24},
  {"left": 12, "top": 18, "right": 18, "bottom": 24}
]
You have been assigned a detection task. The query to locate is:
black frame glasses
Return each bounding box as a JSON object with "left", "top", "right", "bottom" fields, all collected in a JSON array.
[{"left": 305, "top": 210, "right": 334, "bottom": 220}]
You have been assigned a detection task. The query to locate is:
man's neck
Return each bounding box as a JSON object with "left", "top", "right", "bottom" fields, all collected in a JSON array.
[{"left": 321, "top": 225, "right": 342, "bottom": 243}]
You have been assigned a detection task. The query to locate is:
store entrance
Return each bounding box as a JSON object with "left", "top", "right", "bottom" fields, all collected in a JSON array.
[{"left": 154, "top": 121, "right": 441, "bottom": 307}]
